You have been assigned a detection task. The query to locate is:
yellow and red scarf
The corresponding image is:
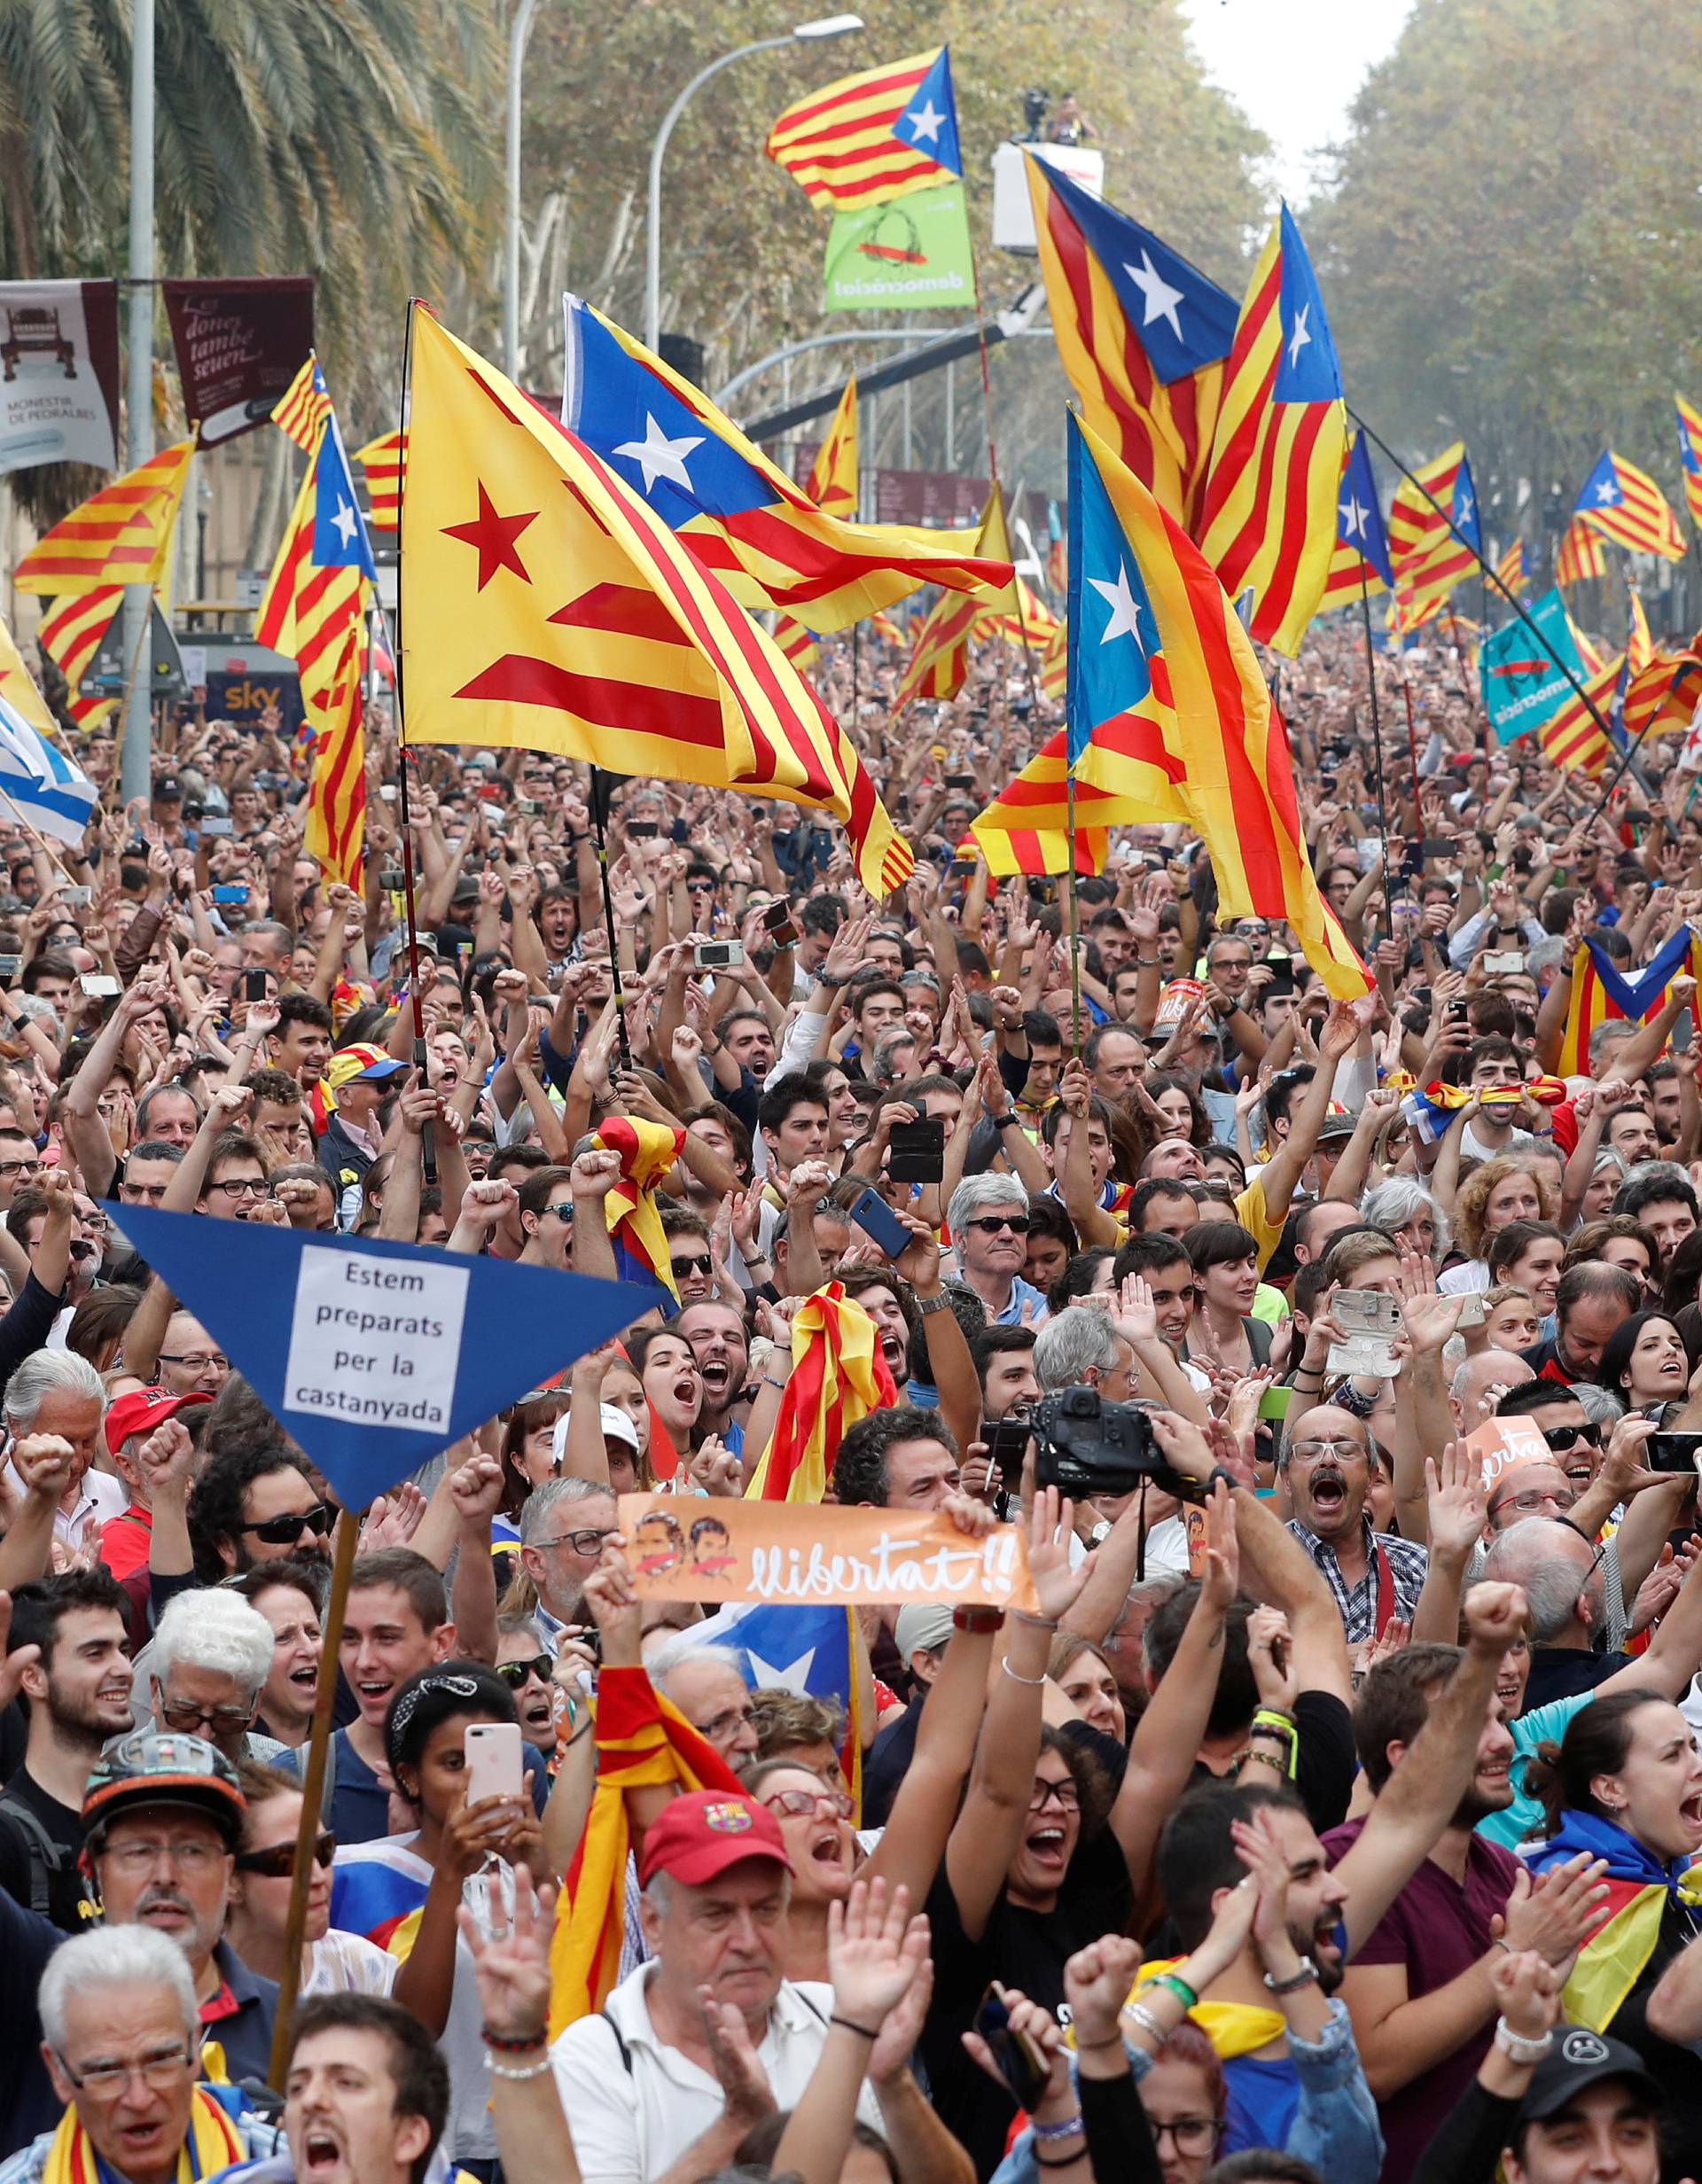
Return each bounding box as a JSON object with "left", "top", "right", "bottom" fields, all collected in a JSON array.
[
  {"left": 41, "top": 2082, "right": 243, "bottom": 2184},
  {"left": 595, "top": 1114, "right": 687, "bottom": 1302},
  {"left": 745, "top": 1281, "right": 897, "bottom": 1502}
]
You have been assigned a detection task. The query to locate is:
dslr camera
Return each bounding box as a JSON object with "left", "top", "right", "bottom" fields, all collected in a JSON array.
[{"left": 1031, "top": 1387, "right": 1184, "bottom": 1499}]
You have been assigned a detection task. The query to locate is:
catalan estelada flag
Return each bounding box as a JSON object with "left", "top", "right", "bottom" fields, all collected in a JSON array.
[
  {"left": 270, "top": 354, "right": 333, "bottom": 454},
  {"left": 303, "top": 616, "right": 368, "bottom": 888},
  {"left": 1025, "top": 152, "right": 1237, "bottom": 536},
  {"left": 1677, "top": 394, "right": 1702, "bottom": 534},
  {"left": 1320, "top": 430, "right": 1394, "bottom": 610},
  {"left": 1556, "top": 515, "right": 1608, "bottom": 586},
  {"left": 805, "top": 377, "right": 858, "bottom": 518},
  {"left": 1196, "top": 205, "right": 1347, "bottom": 655},
  {"left": 767, "top": 47, "right": 959, "bottom": 212},
  {"left": 892, "top": 484, "right": 1015, "bottom": 716},
  {"left": 745, "top": 1283, "right": 896, "bottom": 1502},
  {"left": 402, "top": 309, "right": 913, "bottom": 895},
  {"left": 561, "top": 296, "right": 1006, "bottom": 629},
  {"left": 1557, "top": 924, "right": 1699, "bottom": 1075},
  {"left": 1496, "top": 539, "right": 1526, "bottom": 593},
  {"left": 355, "top": 428, "right": 406, "bottom": 531},
  {"left": 1623, "top": 639, "right": 1702, "bottom": 744},
  {"left": 1082, "top": 413, "right": 1370, "bottom": 996},
  {"left": 1388, "top": 441, "right": 1480, "bottom": 620},
  {"left": 969, "top": 722, "right": 1160, "bottom": 875},
  {"left": 15, "top": 438, "right": 195, "bottom": 727},
  {"left": 1575, "top": 449, "right": 1686, "bottom": 561},
  {"left": 1528, "top": 1810, "right": 1702, "bottom": 2035},
  {"left": 549, "top": 1665, "right": 739, "bottom": 2030},
  {"left": 595, "top": 1113, "right": 686, "bottom": 1304}
]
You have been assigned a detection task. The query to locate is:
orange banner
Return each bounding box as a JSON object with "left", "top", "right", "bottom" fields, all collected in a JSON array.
[
  {"left": 617, "top": 1494, "right": 1039, "bottom": 1611},
  {"left": 1465, "top": 1415, "right": 1550, "bottom": 1490}
]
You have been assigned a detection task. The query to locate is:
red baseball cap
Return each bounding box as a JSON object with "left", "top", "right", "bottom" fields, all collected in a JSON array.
[
  {"left": 104, "top": 1385, "right": 212, "bottom": 1461},
  {"left": 637, "top": 1791, "right": 793, "bottom": 1888}
]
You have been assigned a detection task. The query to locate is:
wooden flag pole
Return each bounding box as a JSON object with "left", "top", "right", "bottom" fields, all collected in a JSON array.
[
  {"left": 267, "top": 1500, "right": 362, "bottom": 2086},
  {"left": 1356, "top": 569, "right": 1395, "bottom": 929},
  {"left": 587, "top": 767, "right": 633, "bottom": 1072}
]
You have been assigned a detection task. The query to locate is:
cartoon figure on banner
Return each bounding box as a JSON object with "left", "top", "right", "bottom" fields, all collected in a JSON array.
[
  {"left": 633, "top": 1508, "right": 684, "bottom": 1577},
  {"left": 689, "top": 1515, "right": 738, "bottom": 1577}
]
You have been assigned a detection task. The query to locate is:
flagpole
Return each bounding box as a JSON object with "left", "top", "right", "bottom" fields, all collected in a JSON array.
[
  {"left": 587, "top": 768, "right": 633, "bottom": 1072},
  {"left": 268, "top": 1499, "right": 362, "bottom": 2086},
  {"left": 1065, "top": 767, "right": 1082, "bottom": 1056},
  {"left": 1351, "top": 411, "right": 1624, "bottom": 752},
  {"left": 1401, "top": 674, "right": 1423, "bottom": 829},
  {"left": 389, "top": 298, "right": 435, "bottom": 1190},
  {"left": 1356, "top": 570, "right": 1394, "bottom": 930}
]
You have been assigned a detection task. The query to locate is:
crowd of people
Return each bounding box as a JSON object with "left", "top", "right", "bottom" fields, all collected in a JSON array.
[{"left": 0, "top": 601, "right": 1700, "bottom": 2184}]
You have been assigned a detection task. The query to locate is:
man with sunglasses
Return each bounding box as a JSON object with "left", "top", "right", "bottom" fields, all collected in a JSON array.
[
  {"left": 184, "top": 1447, "right": 333, "bottom": 1582},
  {"left": 947, "top": 1174, "right": 1048, "bottom": 1327}
]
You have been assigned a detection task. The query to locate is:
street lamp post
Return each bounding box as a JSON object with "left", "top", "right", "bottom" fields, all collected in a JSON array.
[
  {"left": 504, "top": 0, "right": 544, "bottom": 379},
  {"left": 120, "top": 0, "right": 156, "bottom": 806},
  {"left": 645, "top": 14, "right": 863, "bottom": 355}
]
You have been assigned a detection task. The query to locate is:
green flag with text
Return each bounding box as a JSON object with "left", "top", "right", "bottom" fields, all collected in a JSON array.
[{"left": 824, "top": 182, "right": 975, "bottom": 313}]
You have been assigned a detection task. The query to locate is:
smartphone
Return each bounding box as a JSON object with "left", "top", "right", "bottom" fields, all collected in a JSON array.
[
  {"left": 887, "top": 1118, "right": 946, "bottom": 1183},
  {"left": 627, "top": 820, "right": 660, "bottom": 839},
  {"left": 1446, "top": 1000, "right": 1469, "bottom": 1027},
  {"left": 1258, "top": 1384, "right": 1294, "bottom": 1421},
  {"left": 242, "top": 969, "right": 269, "bottom": 1002},
  {"left": 944, "top": 772, "right": 976, "bottom": 792},
  {"left": 463, "top": 1720, "right": 524, "bottom": 1803},
  {"left": 982, "top": 1417, "right": 1034, "bottom": 1474},
  {"left": 1263, "top": 965, "right": 1297, "bottom": 1002},
  {"left": 947, "top": 857, "right": 978, "bottom": 878},
  {"left": 380, "top": 866, "right": 404, "bottom": 891},
  {"left": 80, "top": 973, "right": 121, "bottom": 998},
  {"left": 379, "top": 784, "right": 398, "bottom": 803},
  {"left": 1483, "top": 950, "right": 1526, "bottom": 976},
  {"left": 0, "top": 956, "right": 20, "bottom": 979},
  {"left": 694, "top": 940, "right": 745, "bottom": 971},
  {"left": 847, "top": 1184, "right": 911, "bottom": 1260},
  {"left": 1419, "top": 838, "right": 1453, "bottom": 858},
  {"left": 59, "top": 885, "right": 91, "bottom": 906},
  {"left": 1327, "top": 1290, "right": 1403, "bottom": 1381},
  {"left": 199, "top": 815, "right": 234, "bottom": 837},
  {"left": 1648, "top": 1432, "right": 1702, "bottom": 1476},
  {"left": 761, "top": 900, "right": 799, "bottom": 948},
  {"left": 516, "top": 798, "right": 541, "bottom": 816},
  {"left": 212, "top": 884, "right": 250, "bottom": 907},
  {"left": 1453, "top": 1294, "right": 1487, "bottom": 1330},
  {"left": 972, "top": 1987, "right": 1051, "bottom": 2112}
]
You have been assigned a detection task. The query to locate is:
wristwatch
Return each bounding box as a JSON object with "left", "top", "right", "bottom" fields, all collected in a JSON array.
[
  {"left": 1263, "top": 1958, "right": 1319, "bottom": 1995},
  {"left": 916, "top": 1291, "right": 951, "bottom": 1316}
]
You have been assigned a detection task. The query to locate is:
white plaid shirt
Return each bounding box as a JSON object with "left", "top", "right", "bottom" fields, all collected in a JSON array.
[{"left": 1287, "top": 1517, "right": 1429, "bottom": 1646}]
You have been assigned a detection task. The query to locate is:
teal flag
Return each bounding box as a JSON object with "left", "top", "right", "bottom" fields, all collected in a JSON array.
[
  {"left": 824, "top": 182, "right": 975, "bottom": 313},
  {"left": 1479, "top": 588, "right": 1584, "bottom": 744}
]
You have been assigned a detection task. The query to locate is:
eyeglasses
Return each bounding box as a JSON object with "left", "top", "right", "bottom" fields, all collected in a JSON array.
[
  {"left": 236, "top": 1829, "right": 336, "bottom": 1877},
  {"left": 102, "top": 1837, "right": 224, "bottom": 1877},
  {"left": 543, "top": 1201, "right": 574, "bottom": 1222},
  {"left": 1542, "top": 1421, "right": 1602, "bottom": 1452},
  {"left": 1491, "top": 1485, "right": 1578, "bottom": 1519},
  {"left": 158, "top": 1352, "right": 229, "bottom": 1374},
  {"left": 1149, "top": 2118, "right": 1222, "bottom": 2156},
  {"left": 763, "top": 1788, "right": 855, "bottom": 1821},
  {"left": 965, "top": 1214, "right": 1026, "bottom": 1236},
  {"left": 1290, "top": 1437, "right": 1369, "bottom": 1462},
  {"left": 0, "top": 1157, "right": 40, "bottom": 1178},
  {"left": 241, "top": 1502, "right": 333, "bottom": 1545},
  {"left": 671, "top": 1252, "right": 714, "bottom": 1279},
  {"left": 496, "top": 1654, "right": 553, "bottom": 1689},
  {"left": 536, "top": 1526, "right": 617, "bottom": 1556},
  {"left": 158, "top": 1694, "right": 257, "bottom": 1736},
  {"left": 121, "top": 1182, "right": 173, "bottom": 1203},
  {"left": 695, "top": 1702, "right": 756, "bottom": 1743},
  {"left": 207, "top": 1176, "right": 267, "bottom": 1200},
  {"left": 1029, "top": 1779, "right": 1081, "bottom": 1812},
  {"left": 53, "top": 2043, "right": 196, "bottom": 2094}
]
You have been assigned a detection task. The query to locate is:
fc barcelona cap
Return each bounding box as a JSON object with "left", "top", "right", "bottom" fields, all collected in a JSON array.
[{"left": 637, "top": 1790, "right": 793, "bottom": 1888}]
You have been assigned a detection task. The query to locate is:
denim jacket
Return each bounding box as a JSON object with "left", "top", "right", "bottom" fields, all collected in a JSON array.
[{"left": 989, "top": 1999, "right": 1385, "bottom": 2184}]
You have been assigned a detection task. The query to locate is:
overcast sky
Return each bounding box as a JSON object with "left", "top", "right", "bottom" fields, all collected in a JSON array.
[{"left": 1177, "top": 0, "right": 1416, "bottom": 207}]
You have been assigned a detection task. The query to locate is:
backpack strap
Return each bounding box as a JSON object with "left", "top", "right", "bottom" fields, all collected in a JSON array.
[
  {"left": 598, "top": 2009, "right": 634, "bottom": 2073},
  {"left": 0, "top": 1790, "right": 61, "bottom": 1918}
]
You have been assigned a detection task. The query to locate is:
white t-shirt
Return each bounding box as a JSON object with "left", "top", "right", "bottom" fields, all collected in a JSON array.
[{"left": 551, "top": 1961, "right": 883, "bottom": 2184}]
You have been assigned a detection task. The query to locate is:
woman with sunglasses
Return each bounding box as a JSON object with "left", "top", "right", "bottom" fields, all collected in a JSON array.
[
  {"left": 496, "top": 1615, "right": 560, "bottom": 1753},
  {"left": 227, "top": 1760, "right": 397, "bottom": 1996}
]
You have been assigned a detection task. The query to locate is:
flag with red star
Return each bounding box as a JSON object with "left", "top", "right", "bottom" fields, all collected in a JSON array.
[{"left": 399, "top": 309, "right": 912, "bottom": 896}]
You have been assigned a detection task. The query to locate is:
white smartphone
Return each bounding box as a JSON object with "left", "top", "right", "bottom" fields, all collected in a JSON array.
[
  {"left": 463, "top": 1720, "right": 523, "bottom": 1805},
  {"left": 80, "top": 974, "right": 121, "bottom": 998}
]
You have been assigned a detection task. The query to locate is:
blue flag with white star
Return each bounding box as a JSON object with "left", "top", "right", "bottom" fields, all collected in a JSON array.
[
  {"left": 1272, "top": 203, "right": 1343, "bottom": 404},
  {"left": 311, "top": 417, "right": 378, "bottom": 579},
  {"left": 1576, "top": 449, "right": 1624, "bottom": 513},
  {"left": 1452, "top": 452, "right": 1482, "bottom": 550},
  {"left": 892, "top": 47, "right": 960, "bottom": 178},
  {"left": 1066, "top": 409, "right": 1163, "bottom": 768},
  {"left": 1337, "top": 432, "right": 1394, "bottom": 587}
]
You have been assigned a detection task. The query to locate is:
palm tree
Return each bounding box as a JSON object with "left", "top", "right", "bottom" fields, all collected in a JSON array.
[{"left": 0, "top": 0, "right": 499, "bottom": 517}]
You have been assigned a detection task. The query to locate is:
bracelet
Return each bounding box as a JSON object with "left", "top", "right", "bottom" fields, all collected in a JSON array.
[
  {"left": 830, "top": 2015, "right": 880, "bottom": 2039},
  {"left": 953, "top": 1605, "right": 1005, "bottom": 1633},
  {"left": 1034, "top": 2152, "right": 1086, "bottom": 2168},
  {"left": 1121, "top": 2001, "right": 1168, "bottom": 2043},
  {"left": 1264, "top": 1958, "right": 1319, "bottom": 1996},
  {"left": 1239, "top": 1747, "right": 1286, "bottom": 1774},
  {"left": 1015, "top": 1610, "right": 1058, "bottom": 1630},
  {"left": 1136, "top": 956, "right": 1160, "bottom": 968},
  {"left": 560, "top": 1718, "right": 592, "bottom": 1751},
  {"left": 1152, "top": 1972, "right": 1198, "bottom": 2010},
  {"left": 1002, "top": 1659, "right": 1046, "bottom": 1687},
  {"left": 1494, "top": 2018, "right": 1554, "bottom": 2065},
  {"left": 1252, "top": 1707, "right": 1296, "bottom": 1730},
  {"left": 916, "top": 1291, "right": 952, "bottom": 1317},
  {"left": 762, "top": 1377, "right": 789, "bottom": 1391},
  {"left": 482, "top": 2028, "right": 548, "bottom": 2053},
  {"left": 1032, "top": 2113, "right": 1087, "bottom": 2141},
  {"left": 488, "top": 2056, "right": 554, "bottom": 2083},
  {"left": 1292, "top": 1366, "right": 1323, "bottom": 1385},
  {"left": 992, "top": 1111, "right": 1019, "bottom": 1127}
]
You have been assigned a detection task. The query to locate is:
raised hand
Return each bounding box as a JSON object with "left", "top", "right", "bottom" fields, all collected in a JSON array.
[
  {"left": 827, "top": 1876, "right": 929, "bottom": 2032},
  {"left": 1425, "top": 1444, "right": 1487, "bottom": 1563}
]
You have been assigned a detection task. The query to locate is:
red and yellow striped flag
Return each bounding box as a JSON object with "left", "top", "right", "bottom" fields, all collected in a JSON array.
[
  {"left": 892, "top": 591, "right": 978, "bottom": 715},
  {"left": 355, "top": 429, "right": 406, "bottom": 531},
  {"left": 269, "top": 355, "right": 332, "bottom": 454},
  {"left": 15, "top": 439, "right": 195, "bottom": 729},
  {"left": 1039, "top": 619, "right": 1067, "bottom": 699},
  {"left": 1496, "top": 540, "right": 1526, "bottom": 593},
  {"left": 1388, "top": 442, "right": 1479, "bottom": 620},
  {"left": 772, "top": 613, "right": 820, "bottom": 673},
  {"left": 767, "top": 49, "right": 951, "bottom": 211},
  {"left": 595, "top": 1114, "right": 687, "bottom": 1304},
  {"left": 1556, "top": 517, "right": 1607, "bottom": 586},
  {"left": 0, "top": 614, "right": 58, "bottom": 738},
  {"left": 1196, "top": 207, "right": 1347, "bottom": 656},
  {"left": 304, "top": 618, "right": 368, "bottom": 888},
  {"left": 745, "top": 1283, "right": 897, "bottom": 1502},
  {"left": 402, "top": 310, "right": 912, "bottom": 895},
  {"left": 1575, "top": 449, "right": 1686, "bottom": 561},
  {"left": 1089, "top": 415, "right": 1370, "bottom": 997},
  {"left": 982, "top": 574, "right": 1061, "bottom": 651},
  {"left": 1538, "top": 655, "right": 1621, "bottom": 776},
  {"left": 805, "top": 377, "right": 858, "bottom": 519},
  {"left": 1677, "top": 394, "right": 1702, "bottom": 534},
  {"left": 969, "top": 718, "right": 1174, "bottom": 875}
]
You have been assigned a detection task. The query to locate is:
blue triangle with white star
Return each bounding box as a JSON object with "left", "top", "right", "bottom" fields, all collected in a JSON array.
[
  {"left": 1576, "top": 449, "right": 1623, "bottom": 514},
  {"left": 1272, "top": 204, "right": 1342, "bottom": 404},
  {"left": 311, "top": 417, "right": 378, "bottom": 579},
  {"left": 1452, "top": 452, "right": 1481, "bottom": 550},
  {"left": 1066, "top": 410, "right": 1162, "bottom": 767},
  {"left": 893, "top": 48, "right": 960, "bottom": 176},
  {"left": 1337, "top": 433, "right": 1393, "bottom": 586}
]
